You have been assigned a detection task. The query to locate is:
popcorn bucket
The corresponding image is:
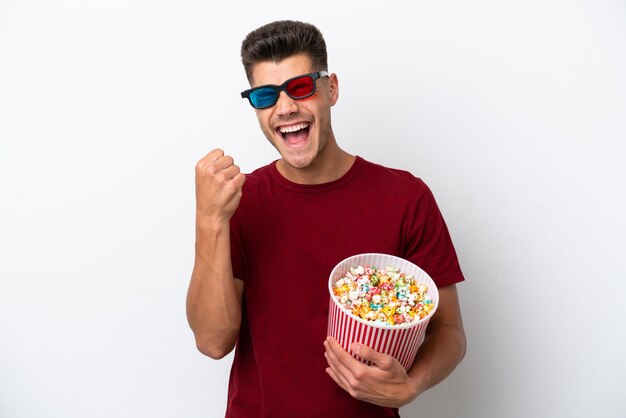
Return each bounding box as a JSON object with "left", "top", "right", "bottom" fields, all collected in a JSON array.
[{"left": 327, "top": 253, "right": 439, "bottom": 370}]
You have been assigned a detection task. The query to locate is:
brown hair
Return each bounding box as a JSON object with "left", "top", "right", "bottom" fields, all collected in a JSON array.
[{"left": 241, "top": 20, "right": 328, "bottom": 82}]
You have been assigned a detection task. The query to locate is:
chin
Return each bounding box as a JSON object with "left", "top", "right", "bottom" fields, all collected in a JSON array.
[
  {"left": 277, "top": 141, "right": 320, "bottom": 170},
  {"left": 282, "top": 154, "right": 315, "bottom": 169}
]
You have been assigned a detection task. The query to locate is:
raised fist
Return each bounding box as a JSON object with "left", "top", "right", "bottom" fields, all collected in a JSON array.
[{"left": 195, "top": 148, "right": 246, "bottom": 226}]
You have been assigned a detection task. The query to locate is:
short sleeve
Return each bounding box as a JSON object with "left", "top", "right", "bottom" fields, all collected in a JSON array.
[{"left": 403, "top": 179, "right": 465, "bottom": 288}]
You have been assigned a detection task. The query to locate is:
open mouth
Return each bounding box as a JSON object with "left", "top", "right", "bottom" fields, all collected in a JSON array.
[{"left": 278, "top": 122, "right": 311, "bottom": 146}]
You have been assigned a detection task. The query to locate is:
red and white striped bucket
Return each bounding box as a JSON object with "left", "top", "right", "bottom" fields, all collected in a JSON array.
[{"left": 327, "top": 253, "right": 439, "bottom": 370}]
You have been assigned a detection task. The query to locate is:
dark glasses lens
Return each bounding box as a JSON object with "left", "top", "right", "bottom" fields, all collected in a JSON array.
[{"left": 241, "top": 71, "right": 329, "bottom": 109}]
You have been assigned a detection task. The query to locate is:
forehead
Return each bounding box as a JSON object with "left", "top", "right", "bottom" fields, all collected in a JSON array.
[{"left": 250, "top": 54, "right": 314, "bottom": 87}]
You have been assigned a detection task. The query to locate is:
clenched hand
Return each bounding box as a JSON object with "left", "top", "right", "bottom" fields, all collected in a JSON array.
[{"left": 195, "top": 148, "right": 246, "bottom": 226}]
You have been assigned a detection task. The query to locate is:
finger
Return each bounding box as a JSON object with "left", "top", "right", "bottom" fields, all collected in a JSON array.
[
  {"left": 232, "top": 172, "right": 246, "bottom": 189},
  {"left": 327, "top": 337, "right": 362, "bottom": 364},
  {"left": 350, "top": 342, "right": 397, "bottom": 371},
  {"left": 325, "top": 366, "right": 345, "bottom": 388},
  {"left": 222, "top": 164, "right": 241, "bottom": 181},
  {"left": 196, "top": 149, "right": 224, "bottom": 173},
  {"left": 325, "top": 365, "right": 355, "bottom": 397},
  {"left": 212, "top": 155, "right": 235, "bottom": 171},
  {"left": 324, "top": 352, "right": 351, "bottom": 390},
  {"left": 324, "top": 338, "right": 361, "bottom": 384},
  {"left": 201, "top": 148, "right": 225, "bottom": 164}
]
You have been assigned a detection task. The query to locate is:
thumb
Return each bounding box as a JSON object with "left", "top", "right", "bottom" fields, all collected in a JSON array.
[{"left": 350, "top": 342, "right": 391, "bottom": 368}]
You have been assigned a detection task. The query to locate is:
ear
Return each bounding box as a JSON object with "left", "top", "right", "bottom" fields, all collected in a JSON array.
[{"left": 329, "top": 73, "right": 339, "bottom": 106}]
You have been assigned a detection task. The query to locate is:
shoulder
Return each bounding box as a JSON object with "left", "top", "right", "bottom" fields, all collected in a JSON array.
[{"left": 358, "top": 157, "right": 431, "bottom": 195}]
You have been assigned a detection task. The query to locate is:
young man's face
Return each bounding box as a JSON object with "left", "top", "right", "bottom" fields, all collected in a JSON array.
[{"left": 249, "top": 53, "right": 338, "bottom": 171}]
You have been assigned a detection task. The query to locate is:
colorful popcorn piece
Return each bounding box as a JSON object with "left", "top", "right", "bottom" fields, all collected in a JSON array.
[{"left": 332, "top": 265, "right": 434, "bottom": 326}]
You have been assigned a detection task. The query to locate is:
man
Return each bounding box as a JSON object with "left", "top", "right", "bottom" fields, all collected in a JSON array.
[{"left": 186, "top": 20, "right": 466, "bottom": 418}]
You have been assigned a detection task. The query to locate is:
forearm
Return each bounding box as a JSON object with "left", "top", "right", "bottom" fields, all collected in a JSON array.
[
  {"left": 186, "top": 221, "right": 242, "bottom": 359},
  {"left": 407, "top": 321, "right": 466, "bottom": 396}
]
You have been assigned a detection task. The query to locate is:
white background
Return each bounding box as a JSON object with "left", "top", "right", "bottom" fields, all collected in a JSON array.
[{"left": 1, "top": 1, "right": 625, "bottom": 417}]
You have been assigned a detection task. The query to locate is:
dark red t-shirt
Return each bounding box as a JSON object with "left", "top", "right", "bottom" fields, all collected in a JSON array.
[{"left": 227, "top": 156, "right": 465, "bottom": 417}]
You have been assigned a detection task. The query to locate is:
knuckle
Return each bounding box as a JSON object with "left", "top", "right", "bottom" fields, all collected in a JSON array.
[
  {"left": 352, "top": 369, "right": 365, "bottom": 381},
  {"left": 206, "top": 164, "right": 219, "bottom": 176}
]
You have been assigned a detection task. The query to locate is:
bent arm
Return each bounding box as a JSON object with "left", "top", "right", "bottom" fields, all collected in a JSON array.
[
  {"left": 186, "top": 221, "right": 244, "bottom": 359},
  {"left": 186, "top": 149, "right": 246, "bottom": 359}
]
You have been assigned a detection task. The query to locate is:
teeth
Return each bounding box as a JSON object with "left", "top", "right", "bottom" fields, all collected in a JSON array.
[{"left": 279, "top": 123, "right": 309, "bottom": 133}]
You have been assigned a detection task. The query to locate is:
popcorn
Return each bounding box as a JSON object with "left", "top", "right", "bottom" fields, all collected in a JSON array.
[
  {"left": 328, "top": 253, "right": 440, "bottom": 370},
  {"left": 331, "top": 265, "right": 434, "bottom": 326}
]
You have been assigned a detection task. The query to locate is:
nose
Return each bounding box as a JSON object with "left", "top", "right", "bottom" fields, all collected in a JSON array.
[{"left": 274, "top": 91, "right": 298, "bottom": 117}]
